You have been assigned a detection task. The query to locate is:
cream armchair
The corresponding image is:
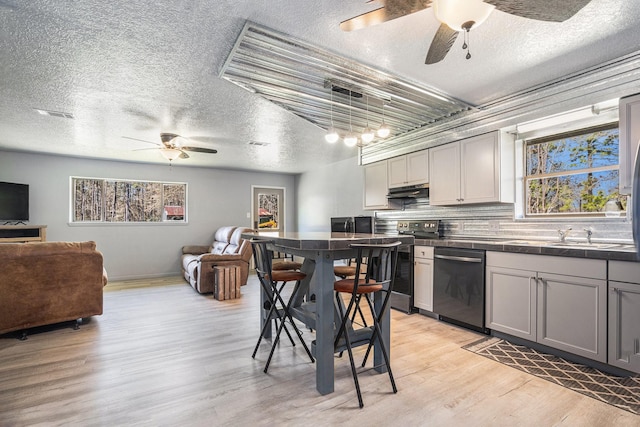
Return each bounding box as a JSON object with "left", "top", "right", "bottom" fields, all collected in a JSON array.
[{"left": 181, "top": 226, "right": 255, "bottom": 294}]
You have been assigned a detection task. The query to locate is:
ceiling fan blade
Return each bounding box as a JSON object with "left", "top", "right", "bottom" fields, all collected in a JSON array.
[
  {"left": 486, "top": 0, "right": 592, "bottom": 23},
  {"left": 121, "top": 136, "right": 161, "bottom": 146},
  {"left": 179, "top": 151, "right": 190, "bottom": 159},
  {"left": 425, "top": 24, "right": 459, "bottom": 65},
  {"left": 340, "top": 0, "right": 432, "bottom": 31},
  {"left": 181, "top": 146, "right": 218, "bottom": 154}
]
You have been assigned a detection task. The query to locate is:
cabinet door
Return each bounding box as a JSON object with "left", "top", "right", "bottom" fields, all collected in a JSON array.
[
  {"left": 537, "top": 273, "right": 607, "bottom": 362},
  {"left": 608, "top": 280, "right": 640, "bottom": 374},
  {"left": 363, "top": 161, "right": 389, "bottom": 210},
  {"left": 413, "top": 246, "right": 434, "bottom": 311},
  {"left": 388, "top": 156, "right": 408, "bottom": 188},
  {"left": 486, "top": 266, "right": 536, "bottom": 341},
  {"left": 406, "top": 151, "right": 429, "bottom": 185},
  {"left": 460, "top": 133, "right": 500, "bottom": 204},
  {"left": 429, "top": 142, "right": 460, "bottom": 205},
  {"left": 618, "top": 93, "right": 640, "bottom": 195}
]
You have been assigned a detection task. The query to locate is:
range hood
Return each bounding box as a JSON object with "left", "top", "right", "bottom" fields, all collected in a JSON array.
[{"left": 387, "top": 183, "right": 429, "bottom": 199}]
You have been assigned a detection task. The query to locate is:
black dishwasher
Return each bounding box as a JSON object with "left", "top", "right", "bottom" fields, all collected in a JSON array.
[{"left": 433, "top": 247, "right": 488, "bottom": 334}]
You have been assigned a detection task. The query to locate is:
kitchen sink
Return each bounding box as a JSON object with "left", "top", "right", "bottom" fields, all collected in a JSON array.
[
  {"left": 547, "top": 242, "right": 621, "bottom": 249},
  {"left": 500, "top": 240, "right": 634, "bottom": 250}
]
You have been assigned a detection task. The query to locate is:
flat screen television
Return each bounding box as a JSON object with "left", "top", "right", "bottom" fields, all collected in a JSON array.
[{"left": 0, "top": 181, "right": 29, "bottom": 222}]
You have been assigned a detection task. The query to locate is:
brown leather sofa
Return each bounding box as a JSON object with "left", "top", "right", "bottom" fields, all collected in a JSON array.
[
  {"left": 181, "top": 226, "right": 255, "bottom": 293},
  {"left": 0, "top": 241, "right": 108, "bottom": 336}
]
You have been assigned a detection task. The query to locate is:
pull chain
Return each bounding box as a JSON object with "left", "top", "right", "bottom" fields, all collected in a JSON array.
[
  {"left": 463, "top": 28, "right": 471, "bottom": 59},
  {"left": 461, "top": 21, "right": 474, "bottom": 60}
]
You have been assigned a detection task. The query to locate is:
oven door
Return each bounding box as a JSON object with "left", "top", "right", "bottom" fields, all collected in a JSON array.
[{"left": 390, "top": 244, "right": 414, "bottom": 313}]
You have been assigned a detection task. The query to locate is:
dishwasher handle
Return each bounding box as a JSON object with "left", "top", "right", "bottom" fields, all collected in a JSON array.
[{"left": 434, "top": 254, "right": 483, "bottom": 263}]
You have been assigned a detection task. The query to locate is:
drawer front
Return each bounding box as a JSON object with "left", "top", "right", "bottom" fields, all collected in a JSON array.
[
  {"left": 414, "top": 245, "right": 434, "bottom": 260},
  {"left": 609, "top": 260, "right": 640, "bottom": 284}
]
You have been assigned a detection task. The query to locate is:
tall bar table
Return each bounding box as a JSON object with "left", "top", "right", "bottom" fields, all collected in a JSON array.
[{"left": 243, "top": 231, "right": 414, "bottom": 395}]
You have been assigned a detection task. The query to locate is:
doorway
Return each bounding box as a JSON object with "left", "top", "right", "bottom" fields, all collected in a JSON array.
[{"left": 252, "top": 186, "right": 285, "bottom": 235}]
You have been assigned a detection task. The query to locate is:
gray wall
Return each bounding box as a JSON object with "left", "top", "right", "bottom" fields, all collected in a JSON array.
[
  {"left": 295, "top": 156, "right": 366, "bottom": 232},
  {"left": 0, "top": 150, "right": 296, "bottom": 280}
]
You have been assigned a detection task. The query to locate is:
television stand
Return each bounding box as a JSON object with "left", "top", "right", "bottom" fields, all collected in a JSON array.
[{"left": 0, "top": 225, "right": 47, "bottom": 243}]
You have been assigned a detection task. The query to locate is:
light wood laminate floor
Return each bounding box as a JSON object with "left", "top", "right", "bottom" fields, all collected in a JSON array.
[{"left": 1, "top": 275, "right": 638, "bottom": 426}]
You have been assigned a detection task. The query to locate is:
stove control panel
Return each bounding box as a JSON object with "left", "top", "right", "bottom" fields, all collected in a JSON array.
[{"left": 397, "top": 220, "right": 440, "bottom": 238}]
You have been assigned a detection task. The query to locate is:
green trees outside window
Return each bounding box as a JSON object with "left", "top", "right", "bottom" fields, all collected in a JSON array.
[{"left": 525, "top": 123, "right": 625, "bottom": 216}]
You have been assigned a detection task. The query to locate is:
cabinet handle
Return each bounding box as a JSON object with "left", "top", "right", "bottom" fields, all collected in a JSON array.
[
  {"left": 635, "top": 338, "right": 639, "bottom": 355},
  {"left": 529, "top": 276, "right": 536, "bottom": 287}
]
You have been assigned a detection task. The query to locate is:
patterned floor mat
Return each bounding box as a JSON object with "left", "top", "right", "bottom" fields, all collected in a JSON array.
[{"left": 463, "top": 337, "right": 640, "bottom": 415}]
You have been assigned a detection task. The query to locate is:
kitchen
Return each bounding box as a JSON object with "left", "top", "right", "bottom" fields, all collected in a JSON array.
[{"left": 321, "top": 93, "right": 640, "bottom": 387}]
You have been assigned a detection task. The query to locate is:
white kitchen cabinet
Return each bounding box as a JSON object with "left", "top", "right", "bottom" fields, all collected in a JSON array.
[
  {"left": 618, "top": 93, "right": 640, "bottom": 195},
  {"left": 536, "top": 272, "right": 606, "bottom": 362},
  {"left": 413, "top": 246, "right": 434, "bottom": 312},
  {"left": 486, "top": 265, "right": 537, "bottom": 341},
  {"left": 363, "top": 160, "right": 399, "bottom": 210},
  {"left": 608, "top": 260, "right": 640, "bottom": 373},
  {"left": 429, "top": 131, "right": 514, "bottom": 205},
  {"left": 486, "top": 252, "right": 607, "bottom": 362},
  {"left": 388, "top": 151, "right": 429, "bottom": 188}
]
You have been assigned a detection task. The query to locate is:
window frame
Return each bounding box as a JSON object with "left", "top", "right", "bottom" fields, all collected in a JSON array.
[
  {"left": 69, "top": 176, "right": 188, "bottom": 224},
  {"left": 520, "top": 122, "right": 624, "bottom": 219}
]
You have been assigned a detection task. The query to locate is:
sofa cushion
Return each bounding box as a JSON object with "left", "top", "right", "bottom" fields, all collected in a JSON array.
[{"left": 211, "top": 226, "right": 236, "bottom": 254}]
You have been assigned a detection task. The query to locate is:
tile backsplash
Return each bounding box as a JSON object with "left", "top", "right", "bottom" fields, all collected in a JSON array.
[{"left": 375, "top": 198, "right": 633, "bottom": 244}]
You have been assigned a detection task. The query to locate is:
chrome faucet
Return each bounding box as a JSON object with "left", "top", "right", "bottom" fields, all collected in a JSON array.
[
  {"left": 557, "top": 227, "right": 572, "bottom": 242},
  {"left": 583, "top": 227, "right": 593, "bottom": 244}
]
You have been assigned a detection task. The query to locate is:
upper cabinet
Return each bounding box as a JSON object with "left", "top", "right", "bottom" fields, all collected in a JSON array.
[
  {"left": 429, "top": 131, "right": 515, "bottom": 205},
  {"left": 363, "top": 160, "right": 399, "bottom": 210},
  {"left": 618, "top": 93, "right": 640, "bottom": 195},
  {"left": 388, "top": 151, "right": 429, "bottom": 188}
]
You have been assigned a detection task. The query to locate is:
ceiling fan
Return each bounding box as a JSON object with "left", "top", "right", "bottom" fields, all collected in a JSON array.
[
  {"left": 122, "top": 133, "right": 218, "bottom": 162},
  {"left": 340, "top": 0, "right": 593, "bottom": 64}
]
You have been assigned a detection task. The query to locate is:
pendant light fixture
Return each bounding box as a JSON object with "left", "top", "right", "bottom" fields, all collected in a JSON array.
[
  {"left": 377, "top": 100, "right": 390, "bottom": 138},
  {"left": 360, "top": 95, "right": 375, "bottom": 145},
  {"left": 325, "top": 86, "right": 340, "bottom": 143},
  {"left": 344, "top": 92, "right": 358, "bottom": 147}
]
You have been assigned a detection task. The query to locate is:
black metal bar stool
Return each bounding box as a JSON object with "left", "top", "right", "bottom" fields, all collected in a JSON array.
[
  {"left": 250, "top": 239, "right": 314, "bottom": 373},
  {"left": 333, "top": 241, "right": 401, "bottom": 408},
  {"left": 334, "top": 261, "right": 368, "bottom": 328}
]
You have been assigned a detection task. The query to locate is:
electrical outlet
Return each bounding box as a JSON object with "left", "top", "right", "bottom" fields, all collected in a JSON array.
[
  {"left": 488, "top": 220, "right": 500, "bottom": 232},
  {"left": 458, "top": 221, "right": 464, "bottom": 232}
]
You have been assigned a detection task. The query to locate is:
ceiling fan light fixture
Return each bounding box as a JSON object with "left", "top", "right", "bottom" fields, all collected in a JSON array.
[
  {"left": 433, "top": 0, "right": 495, "bottom": 31},
  {"left": 159, "top": 148, "right": 182, "bottom": 161}
]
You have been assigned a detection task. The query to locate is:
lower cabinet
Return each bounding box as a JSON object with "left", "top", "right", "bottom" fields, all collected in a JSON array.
[
  {"left": 608, "top": 261, "right": 640, "bottom": 374},
  {"left": 485, "top": 265, "right": 536, "bottom": 341},
  {"left": 486, "top": 252, "right": 607, "bottom": 363},
  {"left": 413, "top": 246, "right": 434, "bottom": 312}
]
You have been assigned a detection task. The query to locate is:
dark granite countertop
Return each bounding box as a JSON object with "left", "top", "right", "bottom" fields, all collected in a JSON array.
[
  {"left": 242, "top": 231, "right": 414, "bottom": 251},
  {"left": 414, "top": 237, "right": 639, "bottom": 262}
]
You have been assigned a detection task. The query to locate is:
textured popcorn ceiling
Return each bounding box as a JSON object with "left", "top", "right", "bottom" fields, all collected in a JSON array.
[{"left": 0, "top": 0, "right": 639, "bottom": 173}]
